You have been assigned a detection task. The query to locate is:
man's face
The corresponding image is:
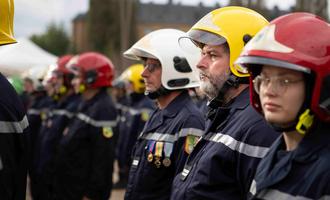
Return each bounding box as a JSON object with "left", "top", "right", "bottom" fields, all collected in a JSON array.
[
  {"left": 141, "top": 58, "right": 162, "bottom": 94},
  {"left": 197, "top": 44, "right": 230, "bottom": 99}
]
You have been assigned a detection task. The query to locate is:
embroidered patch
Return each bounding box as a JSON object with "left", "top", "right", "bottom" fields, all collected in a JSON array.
[{"left": 102, "top": 127, "right": 113, "bottom": 138}]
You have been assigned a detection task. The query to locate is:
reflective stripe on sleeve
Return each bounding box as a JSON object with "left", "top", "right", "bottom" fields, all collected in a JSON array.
[
  {"left": 27, "top": 108, "right": 41, "bottom": 115},
  {"left": 257, "top": 189, "right": 315, "bottom": 200},
  {"left": 0, "top": 115, "right": 29, "bottom": 133},
  {"left": 141, "top": 128, "right": 204, "bottom": 143},
  {"left": 209, "top": 133, "right": 270, "bottom": 158},
  {"left": 52, "top": 109, "right": 75, "bottom": 118},
  {"left": 76, "top": 113, "right": 118, "bottom": 127}
]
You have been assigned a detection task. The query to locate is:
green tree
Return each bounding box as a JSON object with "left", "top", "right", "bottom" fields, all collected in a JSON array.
[{"left": 30, "top": 22, "right": 70, "bottom": 56}]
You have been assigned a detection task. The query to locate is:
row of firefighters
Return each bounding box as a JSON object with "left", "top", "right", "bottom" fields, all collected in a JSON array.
[{"left": 1, "top": 1, "right": 330, "bottom": 200}]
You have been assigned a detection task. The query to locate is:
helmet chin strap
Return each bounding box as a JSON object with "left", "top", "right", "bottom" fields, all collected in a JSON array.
[
  {"left": 145, "top": 85, "right": 171, "bottom": 100},
  {"left": 208, "top": 74, "right": 247, "bottom": 109},
  {"left": 207, "top": 74, "right": 247, "bottom": 120}
]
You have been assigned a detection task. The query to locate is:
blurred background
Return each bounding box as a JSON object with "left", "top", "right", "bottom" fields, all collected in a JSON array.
[{"left": 14, "top": 0, "right": 330, "bottom": 75}]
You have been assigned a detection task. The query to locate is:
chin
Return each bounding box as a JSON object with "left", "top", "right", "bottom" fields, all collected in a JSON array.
[{"left": 264, "top": 114, "right": 294, "bottom": 126}]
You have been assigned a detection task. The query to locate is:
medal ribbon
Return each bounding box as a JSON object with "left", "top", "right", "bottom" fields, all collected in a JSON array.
[
  {"left": 164, "top": 142, "right": 173, "bottom": 158},
  {"left": 154, "top": 141, "right": 163, "bottom": 157}
]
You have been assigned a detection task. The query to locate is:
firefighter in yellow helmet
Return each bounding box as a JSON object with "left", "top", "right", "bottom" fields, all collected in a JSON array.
[
  {"left": 114, "top": 64, "right": 156, "bottom": 189},
  {"left": 0, "top": 0, "right": 30, "bottom": 199},
  {"left": 171, "top": 7, "right": 279, "bottom": 200}
]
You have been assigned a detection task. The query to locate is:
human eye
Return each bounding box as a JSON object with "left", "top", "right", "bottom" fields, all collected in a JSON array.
[{"left": 278, "top": 77, "right": 290, "bottom": 87}]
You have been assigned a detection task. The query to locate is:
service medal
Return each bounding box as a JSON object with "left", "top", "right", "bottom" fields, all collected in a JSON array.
[
  {"left": 162, "top": 157, "right": 171, "bottom": 167},
  {"left": 147, "top": 153, "right": 153, "bottom": 162}
]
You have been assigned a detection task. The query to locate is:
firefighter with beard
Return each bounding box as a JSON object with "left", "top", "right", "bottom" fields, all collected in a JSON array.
[{"left": 170, "top": 7, "right": 279, "bottom": 200}]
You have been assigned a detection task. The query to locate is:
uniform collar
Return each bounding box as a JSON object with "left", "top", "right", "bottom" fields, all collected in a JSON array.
[
  {"left": 161, "top": 90, "right": 190, "bottom": 118},
  {"left": 206, "top": 88, "right": 249, "bottom": 130},
  {"left": 255, "top": 122, "right": 330, "bottom": 191}
]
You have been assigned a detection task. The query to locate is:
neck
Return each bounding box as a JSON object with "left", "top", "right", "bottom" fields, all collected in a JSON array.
[
  {"left": 283, "top": 130, "right": 304, "bottom": 151},
  {"left": 223, "top": 84, "right": 248, "bottom": 105},
  {"left": 156, "top": 90, "right": 182, "bottom": 109},
  {"left": 82, "top": 88, "right": 101, "bottom": 100}
]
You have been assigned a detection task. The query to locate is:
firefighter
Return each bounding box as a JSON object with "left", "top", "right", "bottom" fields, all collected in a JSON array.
[
  {"left": 52, "top": 52, "right": 118, "bottom": 200},
  {"left": 0, "top": 0, "right": 30, "bottom": 199},
  {"left": 171, "top": 7, "right": 279, "bottom": 200},
  {"left": 32, "top": 55, "right": 81, "bottom": 199},
  {"left": 114, "top": 64, "right": 155, "bottom": 189},
  {"left": 25, "top": 66, "right": 54, "bottom": 200},
  {"left": 123, "top": 29, "right": 205, "bottom": 200},
  {"left": 235, "top": 12, "right": 330, "bottom": 199}
]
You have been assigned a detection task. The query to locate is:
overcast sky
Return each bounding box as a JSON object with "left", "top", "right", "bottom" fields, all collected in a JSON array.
[{"left": 14, "top": 0, "right": 298, "bottom": 38}]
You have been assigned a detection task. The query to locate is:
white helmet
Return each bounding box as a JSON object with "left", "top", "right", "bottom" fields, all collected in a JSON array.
[
  {"left": 123, "top": 29, "right": 200, "bottom": 90},
  {"left": 22, "top": 65, "right": 49, "bottom": 91}
]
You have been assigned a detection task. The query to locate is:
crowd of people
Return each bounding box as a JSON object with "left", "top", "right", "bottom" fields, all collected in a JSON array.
[{"left": 0, "top": 0, "right": 329, "bottom": 199}]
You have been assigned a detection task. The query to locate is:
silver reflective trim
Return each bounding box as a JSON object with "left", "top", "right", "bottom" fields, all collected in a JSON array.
[
  {"left": 181, "top": 168, "right": 190, "bottom": 177},
  {"left": 76, "top": 113, "right": 118, "bottom": 128},
  {"left": 52, "top": 109, "right": 74, "bottom": 118},
  {"left": 0, "top": 115, "right": 29, "bottom": 133},
  {"left": 319, "top": 195, "right": 330, "bottom": 200},
  {"left": 27, "top": 109, "right": 41, "bottom": 115},
  {"left": 235, "top": 56, "right": 311, "bottom": 74},
  {"left": 141, "top": 128, "right": 204, "bottom": 143},
  {"left": 257, "top": 189, "right": 314, "bottom": 200},
  {"left": 209, "top": 133, "right": 269, "bottom": 158},
  {"left": 132, "top": 159, "right": 139, "bottom": 166},
  {"left": 250, "top": 180, "right": 257, "bottom": 195},
  {"left": 116, "top": 104, "right": 153, "bottom": 116}
]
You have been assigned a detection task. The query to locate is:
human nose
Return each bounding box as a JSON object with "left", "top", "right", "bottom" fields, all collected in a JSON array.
[
  {"left": 196, "top": 54, "right": 208, "bottom": 70},
  {"left": 141, "top": 66, "right": 149, "bottom": 78}
]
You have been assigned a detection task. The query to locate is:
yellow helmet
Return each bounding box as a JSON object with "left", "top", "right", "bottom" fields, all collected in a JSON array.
[
  {"left": 0, "top": 0, "right": 16, "bottom": 45},
  {"left": 183, "top": 6, "right": 268, "bottom": 77},
  {"left": 123, "top": 64, "right": 145, "bottom": 94}
]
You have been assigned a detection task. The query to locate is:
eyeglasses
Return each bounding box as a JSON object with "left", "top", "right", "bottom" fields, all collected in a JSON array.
[
  {"left": 144, "top": 63, "right": 161, "bottom": 73},
  {"left": 253, "top": 75, "right": 304, "bottom": 94}
]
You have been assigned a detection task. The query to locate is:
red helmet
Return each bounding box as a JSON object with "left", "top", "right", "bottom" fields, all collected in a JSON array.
[
  {"left": 68, "top": 52, "right": 115, "bottom": 88},
  {"left": 53, "top": 55, "right": 74, "bottom": 88},
  {"left": 235, "top": 13, "right": 330, "bottom": 122}
]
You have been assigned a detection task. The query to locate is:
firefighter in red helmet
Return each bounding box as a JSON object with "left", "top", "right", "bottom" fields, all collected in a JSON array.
[
  {"left": 235, "top": 13, "right": 330, "bottom": 199},
  {"left": 52, "top": 52, "right": 118, "bottom": 200}
]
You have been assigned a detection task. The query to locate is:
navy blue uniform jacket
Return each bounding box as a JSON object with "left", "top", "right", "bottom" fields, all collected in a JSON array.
[
  {"left": 249, "top": 122, "right": 330, "bottom": 200},
  {"left": 171, "top": 89, "right": 279, "bottom": 200},
  {"left": 0, "top": 73, "right": 29, "bottom": 200},
  {"left": 125, "top": 91, "right": 205, "bottom": 200},
  {"left": 53, "top": 89, "right": 118, "bottom": 200}
]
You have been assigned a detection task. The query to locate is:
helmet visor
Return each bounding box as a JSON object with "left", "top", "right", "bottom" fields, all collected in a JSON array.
[
  {"left": 187, "top": 29, "right": 227, "bottom": 47},
  {"left": 123, "top": 47, "right": 157, "bottom": 61},
  {"left": 235, "top": 56, "right": 311, "bottom": 74}
]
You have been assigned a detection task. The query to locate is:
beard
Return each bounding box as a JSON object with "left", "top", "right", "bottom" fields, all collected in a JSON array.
[{"left": 199, "top": 70, "right": 230, "bottom": 100}]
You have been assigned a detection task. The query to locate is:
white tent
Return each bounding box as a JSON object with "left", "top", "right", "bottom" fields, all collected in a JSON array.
[{"left": 0, "top": 38, "right": 58, "bottom": 76}]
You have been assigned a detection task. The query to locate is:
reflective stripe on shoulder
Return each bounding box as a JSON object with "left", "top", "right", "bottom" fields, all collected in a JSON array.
[
  {"left": 0, "top": 115, "right": 29, "bottom": 133},
  {"left": 209, "top": 133, "right": 269, "bottom": 158},
  {"left": 27, "top": 108, "right": 41, "bottom": 115},
  {"left": 52, "top": 109, "right": 74, "bottom": 118},
  {"left": 257, "top": 189, "right": 316, "bottom": 200},
  {"left": 76, "top": 113, "right": 118, "bottom": 127},
  {"left": 141, "top": 128, "right": 204, "bottom": 142},
  {"left": 249, "top": 180, "right": 257, "bottom": 195}
]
